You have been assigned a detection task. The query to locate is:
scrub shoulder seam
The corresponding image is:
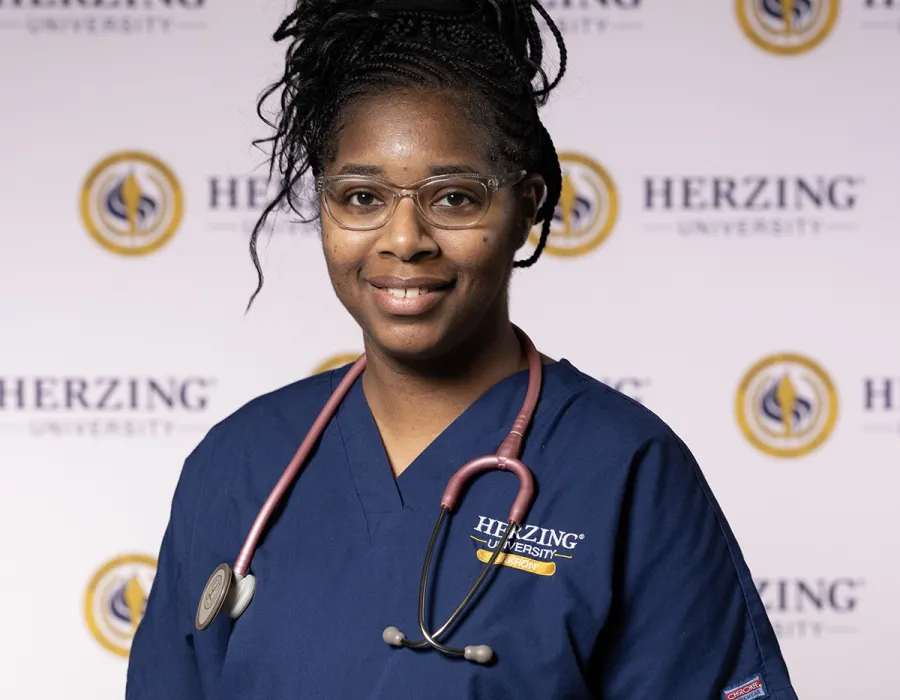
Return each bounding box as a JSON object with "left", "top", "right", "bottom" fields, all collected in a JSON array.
[
  {"left": 670, "top": 433, "right": 776, "bottom": 692},
  {"left": 186, "top": 423, "right": 221, "bottom": 595}
]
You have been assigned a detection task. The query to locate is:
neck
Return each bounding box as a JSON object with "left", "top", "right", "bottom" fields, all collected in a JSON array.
[{"left": 361, "top": 317, "right": 526, "bottom": 457}]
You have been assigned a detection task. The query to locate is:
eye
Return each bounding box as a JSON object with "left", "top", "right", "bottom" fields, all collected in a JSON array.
[
  {"left": 344, "top": 189, "right": 385, "bottom": 207},
  {"left": 431, "top": 188, "right": 482, "bottom": 208}
]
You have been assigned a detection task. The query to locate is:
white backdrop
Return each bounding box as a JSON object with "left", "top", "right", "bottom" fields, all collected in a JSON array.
[{"left": 1, "top": 0, "right": 898, "bottom": 698}]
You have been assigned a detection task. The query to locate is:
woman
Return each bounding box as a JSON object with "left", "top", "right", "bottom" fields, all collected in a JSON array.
[{"left": 126, "top": 0, "right": 799, "bottom": 698}]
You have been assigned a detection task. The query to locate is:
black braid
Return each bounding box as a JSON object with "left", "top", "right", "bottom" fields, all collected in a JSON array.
[
  {"left": 514, "top": 119, "right": 561, "bottom": 268},
  {"left": 247, "top": 0, "right": 568, "bottom": 309},
  {"left": 530, "top": 0, "right": 566, "bottom": 97}
]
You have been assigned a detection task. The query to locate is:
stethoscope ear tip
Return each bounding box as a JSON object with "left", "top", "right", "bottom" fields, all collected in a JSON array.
[
  {"left": 463, "top": 645, "right": 494, "bottom": 664},
  {"left": 382, "top": 626, "right": 407, "bottom": 647}
]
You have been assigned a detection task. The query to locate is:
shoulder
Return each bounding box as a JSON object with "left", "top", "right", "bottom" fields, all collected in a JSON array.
[
  {"left": 546, "top": 362, "right": 727, "bottom": 549},
  {"left": 546, "top": 359, "right": 692, "bottom": 464},
  {"left": 176, "top": 367, "right": 350, "bottom": 487},
  {"left": 209, "top": 368, "right": 340, "bottom": 449}
]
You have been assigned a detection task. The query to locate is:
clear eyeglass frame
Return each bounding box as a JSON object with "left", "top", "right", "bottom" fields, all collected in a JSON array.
[{"left": 314, "top": 169, "right": 527, "bottom": 231}]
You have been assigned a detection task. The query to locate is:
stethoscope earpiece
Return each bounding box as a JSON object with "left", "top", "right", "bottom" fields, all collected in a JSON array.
[
  {"left": 464, "top": 645, "right": 494, "bottom": 664},
  {"left": 382, "top": 627, "right": 493, "bottom": 664},
  {"left": 196, "top": 326, "right": 543, "bottom": 665},
  {"left": 382, "top": 626, "right": 406, "bottom": 646}
]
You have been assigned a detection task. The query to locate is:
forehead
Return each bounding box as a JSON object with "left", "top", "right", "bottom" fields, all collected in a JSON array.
[{"left": 327, "top": 89, "right": 494, "bottom": 180}]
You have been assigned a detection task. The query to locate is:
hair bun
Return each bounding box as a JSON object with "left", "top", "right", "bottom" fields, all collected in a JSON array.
[
  {"left": 371, "top": 0, "right": 479, "bottom": 12},
  {"left": 465, "top": 0, "right": 565, "bottom": 102},
  {"left": 274, "top": 0, "right": 563, "bottom": 102},
  {"left": 273, "top": 0, "right": 374, "bottom": 42},
  {"left": 273, "top": 0, "right": 478, "bottom": 43}
]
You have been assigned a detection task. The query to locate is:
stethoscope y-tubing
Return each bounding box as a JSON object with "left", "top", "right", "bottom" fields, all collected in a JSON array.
[
  {"left": 387, "top": 332, "right": 542, "bottom": 660},
  {"left": 396, "top": 508, "right": 516, "bottom": 655}
]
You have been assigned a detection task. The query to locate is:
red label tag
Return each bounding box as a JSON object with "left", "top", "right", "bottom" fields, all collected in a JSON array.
[{"left": 722, "top": 675, "right": 768, "bottom": 700}]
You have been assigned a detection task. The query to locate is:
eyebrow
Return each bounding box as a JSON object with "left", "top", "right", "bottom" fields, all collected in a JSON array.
[
  {"left": 428, "top": 164, "right": 482, "bottom": 176},
  {"left": 336, "top": 164, "right": 383, "bottom": 176},
  {"left": 334, "top": 163, "right": 484, "bottom": 177}
]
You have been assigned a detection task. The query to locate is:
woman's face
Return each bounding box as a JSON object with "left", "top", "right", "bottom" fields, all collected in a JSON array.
[{"left": 320, "top": 89, "right": 543, "bottom": 362}]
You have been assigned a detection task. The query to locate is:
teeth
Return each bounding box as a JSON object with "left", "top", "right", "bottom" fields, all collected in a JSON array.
[{"left": 387, "top": 288, "right": 429, "bottom": 298}]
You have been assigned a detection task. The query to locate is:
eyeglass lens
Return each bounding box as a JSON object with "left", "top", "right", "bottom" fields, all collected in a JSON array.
[{"left": 323, "top": 178, "right": 490, "bottom": 229}]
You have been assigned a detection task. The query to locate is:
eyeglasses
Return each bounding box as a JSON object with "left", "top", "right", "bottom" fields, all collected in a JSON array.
[{"left": 314, "top": 170, "right": 526, "bottom": 231}]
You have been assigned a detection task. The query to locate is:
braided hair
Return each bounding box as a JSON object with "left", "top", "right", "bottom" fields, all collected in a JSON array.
[{"left": 249, "top": 0, "right": 567, "bottom": 306}]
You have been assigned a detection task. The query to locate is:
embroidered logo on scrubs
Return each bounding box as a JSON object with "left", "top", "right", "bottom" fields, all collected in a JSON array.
[
  {"left": 84, "top": 554, "right": 157, "bottom": 658},
  {"left": 722, "top": 674, "right": 768, "bottom": 700},
  {"left": 81, "top": 151, "right": 183, "bottom": 256},
  {"left": 470, "top": 515, "right": 586, "bottom": 577},
  {"left": 735, "top": 353, "right": 838, "bottom": 458},
  {"left": 526, "top": 152, "right": 618, "bottom": 258}
]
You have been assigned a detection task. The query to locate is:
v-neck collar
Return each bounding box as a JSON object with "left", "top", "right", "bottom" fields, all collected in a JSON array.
[{"left": 333, "top": 361, "right": 561, "bottom": 524}]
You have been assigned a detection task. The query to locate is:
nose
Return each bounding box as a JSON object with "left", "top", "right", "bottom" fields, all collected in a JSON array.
[{"left": 375, "top": 194, "right": 439, "bottom": 262}]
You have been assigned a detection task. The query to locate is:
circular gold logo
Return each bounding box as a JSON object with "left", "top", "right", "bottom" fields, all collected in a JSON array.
[
  {"left": 736, "top": 353, "right": 838, "bottom": 458},
  {"left": 310, "top": 353, "right": 360, "bottom": 376},
  {"left": 527, "top": 152, "right": 618, "bottom": 258},
  {"left": 84, "top": 554, "right": 156, "bottom": 657},
  {"left": 736, "top": 0, "right": 839, "bottom": 55},
  {"left": 81, "top": 151, "right": 183, "bottom": 256}
]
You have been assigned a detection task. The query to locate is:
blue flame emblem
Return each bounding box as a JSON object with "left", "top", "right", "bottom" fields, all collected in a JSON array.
[
  {"left": 760, "top": 0, "right": 814, "bottom": 23},
  {"left": 552, "top": 194, "right": 593, "bottom": 227},
  {"left": 553, "top": 194, "right": 594, "bottom": 229},
  {"left": 108, "top": 580, "right": 145, "bottom": 625},
  {"left": 105, "top": 177, "right": 158, "bottom": 229},
  {"left": 760, "top": 378, "right": 813, "bottom": 427}
]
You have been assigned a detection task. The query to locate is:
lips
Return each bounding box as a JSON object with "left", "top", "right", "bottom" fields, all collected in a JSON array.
[
  {"left": 365, "top": 275, "right": 455, "bottom": 317},
  {"left": 366, "top": 276, "right": 454, "bottom": 292}
]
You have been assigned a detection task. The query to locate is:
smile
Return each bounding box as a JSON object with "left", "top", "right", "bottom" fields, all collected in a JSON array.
[
  {"left": 366, "top": 277, "right": 455, "bottom": 316},
  {"left": 386, "top": 287, "right": 432, "bottom": 298}
]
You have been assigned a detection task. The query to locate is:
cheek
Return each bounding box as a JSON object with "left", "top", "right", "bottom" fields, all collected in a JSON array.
[
  {"left": 322, "top": 224, "right": 353, "bottom": 266},
  {"left": 321, "top": 229, "right": 361, "bottom": 292},
  {"left": 478, "top": 215, "right": 520, "bottom": 261},
  {"left": 446, "top": 227, "right": 514, "bottom": 288},
  {"left": 480, "top": 202, "right": 525, "bottom": 256}
]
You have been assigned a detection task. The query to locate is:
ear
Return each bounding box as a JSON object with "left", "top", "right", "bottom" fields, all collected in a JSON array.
[{"left": 515, "top": 173, "right": 546, "bottom": 250}]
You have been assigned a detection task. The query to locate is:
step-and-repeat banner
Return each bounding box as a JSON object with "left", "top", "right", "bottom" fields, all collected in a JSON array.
[{"left": 1, "top": 1, "right": 897, "bottom": 697}]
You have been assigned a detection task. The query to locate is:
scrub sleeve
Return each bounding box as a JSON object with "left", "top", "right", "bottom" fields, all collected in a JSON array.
[
  {"left": 126, "top": 430, "right": 214, "bottom": 699},
  {"left": 587, "top": 433, "right": 798, "bottom": 700}
]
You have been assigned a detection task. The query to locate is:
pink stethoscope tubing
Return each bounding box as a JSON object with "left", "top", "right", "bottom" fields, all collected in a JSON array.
[{"left": 195, "top": 325, "right": 542, "bottom": 666}]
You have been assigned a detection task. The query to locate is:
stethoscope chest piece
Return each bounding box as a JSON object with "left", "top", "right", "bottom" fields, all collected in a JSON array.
[
  {"left": 196, "top": 563, "right": 232, "bottom": 631},
  {"left": 195, "top": 562, "right": 256, "bottom": 631}
]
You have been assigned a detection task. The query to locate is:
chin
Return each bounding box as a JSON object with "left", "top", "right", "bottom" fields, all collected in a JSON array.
[{"left": 365, "top": 317, "right": 463, "bottom": 363}]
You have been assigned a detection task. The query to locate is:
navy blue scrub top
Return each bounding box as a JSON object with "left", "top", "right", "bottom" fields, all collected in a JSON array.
[{"left": 126, "top": 359, "right": 799, "bottom": 700}]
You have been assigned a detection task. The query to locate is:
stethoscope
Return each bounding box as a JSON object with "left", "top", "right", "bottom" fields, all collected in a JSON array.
[{"left": 194, "top": 326, "right": 542, "bottom": 665}]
